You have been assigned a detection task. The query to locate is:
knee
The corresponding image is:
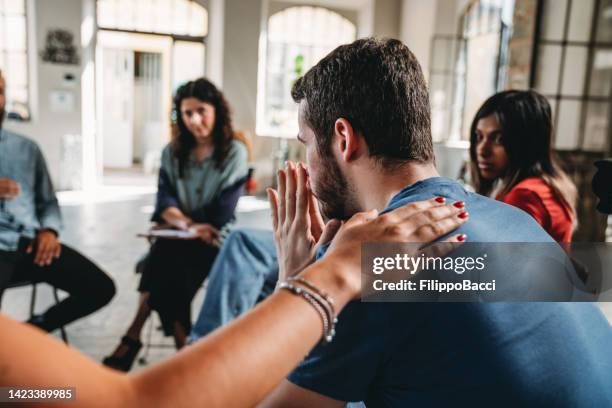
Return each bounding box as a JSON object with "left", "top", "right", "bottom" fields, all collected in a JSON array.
[
  {"left": 223, "top": 229, "right": 249, "bottom": 247},
  {"left": 95, "top": 274, "right": 116, "bottom": 306}
]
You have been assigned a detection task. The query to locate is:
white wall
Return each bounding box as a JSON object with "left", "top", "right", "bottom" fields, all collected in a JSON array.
[{"left": 4, "top": 0, "right": 84, "bottom": 188}]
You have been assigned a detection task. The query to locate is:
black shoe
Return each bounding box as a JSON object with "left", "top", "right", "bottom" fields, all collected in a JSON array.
[
  {"left": 102, "top": 336, "right": 143, "bottom": 372},
  {"left": 27, "top": 314, "right": 53, "bottom": 332}
]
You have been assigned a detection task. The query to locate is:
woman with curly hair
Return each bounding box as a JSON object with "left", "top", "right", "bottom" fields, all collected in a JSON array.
[{"left": 103, "top": 78, "right": 249, "bottom": 371}]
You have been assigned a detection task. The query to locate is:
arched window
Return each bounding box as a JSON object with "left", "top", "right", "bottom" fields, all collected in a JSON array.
[
  {"left": 97, "top": 0, "right": 208, "bottom": 37},
  {"left": 257, "top": 6, "right": 356, "bottom": 137}
]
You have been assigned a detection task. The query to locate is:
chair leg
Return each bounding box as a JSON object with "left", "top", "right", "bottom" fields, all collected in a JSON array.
[
  {"left": 138, "top": 315, "right": 155, "bottom": 365},
  {"left": 29, "top": 283, "right": 37, "bottom": 318},
  {"left": 52, "top": 288, "right": 69, "bottom": 345}
]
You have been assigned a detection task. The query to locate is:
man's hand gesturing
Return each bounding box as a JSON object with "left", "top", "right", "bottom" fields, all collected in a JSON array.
[{"left": 267, "top": 161, "right": 341, "bottom": 282}]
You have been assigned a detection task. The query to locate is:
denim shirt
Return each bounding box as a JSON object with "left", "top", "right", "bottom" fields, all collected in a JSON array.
[{"left": 0, "top": 129, "right": 62, "bottom": 251}]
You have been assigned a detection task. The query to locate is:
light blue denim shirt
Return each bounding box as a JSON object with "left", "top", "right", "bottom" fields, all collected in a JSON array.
[{"left": 0, "top": 129, "right": 62, "bottom": 251}]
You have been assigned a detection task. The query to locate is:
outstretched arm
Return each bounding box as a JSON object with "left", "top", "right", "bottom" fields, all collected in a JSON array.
[
  {"left": 0, "top": 257, "right": 352, "bottom": 408},
  {"left": 0, "top": 198, "right": 467, "bottom": 407}
]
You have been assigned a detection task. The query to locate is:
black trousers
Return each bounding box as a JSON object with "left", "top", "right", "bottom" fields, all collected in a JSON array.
[
  {"left": 138, "top": 238, "right": 218, "bottom": 336},
  {"left": 0, "top": 237, "right": 116, "bottom": 332}
]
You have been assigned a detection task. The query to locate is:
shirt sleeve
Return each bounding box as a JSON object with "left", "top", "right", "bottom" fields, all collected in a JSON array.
[
  {"left": 503, "top": 188, "right": 550, "bottom": 229},
  {"left": 219, "top": 140, "right": 249, "bottom": 190},
  {"left": 152, "top": 147, "right": 181, "bottom": 223},
  {"left": 287, "top": 302, "right": 384, "bottom": 402},
  {"left": 34, "top": 146, "right": 62, "bottom": 234}
]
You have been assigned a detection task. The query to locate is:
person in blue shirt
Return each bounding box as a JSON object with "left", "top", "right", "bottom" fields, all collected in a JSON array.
[
  {"left": 0, "top": 69, "right": 115, "bottom": 333},
  {"left": 103, "top": 78, "right": 249, "bottom": 371},
  {"left": 260, "top": 38, "right": 612, "bottom": 407}
]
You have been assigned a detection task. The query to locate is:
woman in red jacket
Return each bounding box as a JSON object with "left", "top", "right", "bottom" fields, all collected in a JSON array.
[{"left": 470, "top": 90, "right": 577, "bottom": 242}]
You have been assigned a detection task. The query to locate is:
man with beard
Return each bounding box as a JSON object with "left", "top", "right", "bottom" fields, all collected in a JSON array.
[
  {"left": 258, "top": 38, "right": 612, "bottom": 407},
  {"left": 0, "top": 70, "right": 115, "bottom": 332}
]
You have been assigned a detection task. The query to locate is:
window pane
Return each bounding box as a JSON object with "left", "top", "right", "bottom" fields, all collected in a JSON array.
[
  {"left": 9, "top": 86, "right": 28, "bottom": 104},
  {"left": 189, "top": 4, "right": 208, "bottom": 37},
  {"left": 555, "top": 99, "right": 583, "bottom": 149},
  {"left": 567, "top": 0, "right": 595, "bottom": 42},
  {"left": 97, "top": 0, "right": 207, "bottom": 37},
  {"left": 541, "top": 0, "right": 568, "bottom": 41},
  {"left": 5, "top": 15, "right": 26, "bottom": 51},
  {"left": 583, "top": 102, "right": 609, "bottom": 151},
  {"left": 6, "top": 52, "right": 27, "bottom": 87},
  {"left": 260, "top": 6, "right": 356, "bottom": 136},
  {"left": 561, "top": 46, "right": 588, "bottom": 96},
  {"left": 590, "top": 48, "right": 612, "bottom": 97},
  {"left": 134, "top": 0, "right": 152, "bottom": 32},
  {"left": 0, "top": 1, "right": 29, "bottom": 119},
  {"left": 3, "top": 0, "right": 25, "bottom": 14},
  {"left": 97, "top": 0, "right": 116, "bottom": 28},
  {"left": 0, "top": 21, "right": 4, "bottom": 50},
  {"left": 534, "top": 44, "right": 562, "bottom": 95},
  {"left": 596, "top": 0, "right": 612, "bottom": 42},
  {"left": 172, "top": 0, "right": 190, "bottom": 35}
]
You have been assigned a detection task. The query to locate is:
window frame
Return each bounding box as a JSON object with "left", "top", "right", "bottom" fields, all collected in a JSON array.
[{"left": 531, "top": 0, "right": 612, "bottom": 153}]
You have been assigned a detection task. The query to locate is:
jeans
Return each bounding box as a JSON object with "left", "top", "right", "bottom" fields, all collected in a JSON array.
[{"left": 189, "top": 229, "right": 278, "bottom": 343}]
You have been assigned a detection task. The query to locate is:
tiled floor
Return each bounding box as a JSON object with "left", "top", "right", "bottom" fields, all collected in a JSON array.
[{"left": 2, "top": 174, "right": 611, "bottom": 372}]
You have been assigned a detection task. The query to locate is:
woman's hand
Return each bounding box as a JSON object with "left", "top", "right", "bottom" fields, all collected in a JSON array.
[
  {"left": 310, "top": 197, "right": 469, "bottom": 299},
  {"left": 189, "top": 223, "right": 220, "bottom": 245},
  {"left": 267, "top": 161, "right": 342, "bottom": 282}
]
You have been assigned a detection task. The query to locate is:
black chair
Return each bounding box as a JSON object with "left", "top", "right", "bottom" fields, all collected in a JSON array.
[{"left": 4, "top": 280, "right": 69, "bottom": 344}]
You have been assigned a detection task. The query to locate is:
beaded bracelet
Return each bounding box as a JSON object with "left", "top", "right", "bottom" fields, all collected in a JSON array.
[
  {"left": 287, "top": 276, "right": 336, "bottom": 318},
  {"left": 286, "top": 277, "right": 338, "bottom": 338},
  {"left": 278, "top": 282, "right": 337, "bottom": 343}
]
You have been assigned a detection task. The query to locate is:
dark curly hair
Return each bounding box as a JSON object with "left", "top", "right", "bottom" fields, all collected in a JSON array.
[
  {"left": 291, "top": 37, "right": 433, "bottom": 169},
  {"left": 172, "top": 78, "right": 234, "bottom": 177}
]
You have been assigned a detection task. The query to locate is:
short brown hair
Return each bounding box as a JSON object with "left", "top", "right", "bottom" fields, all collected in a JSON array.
[{"left": 291, "top": 37, "right": 434, "bottom": 168}]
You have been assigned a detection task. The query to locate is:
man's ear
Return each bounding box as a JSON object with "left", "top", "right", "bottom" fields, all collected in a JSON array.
[{"left": 333, "top": 118, "right": 360, "bottom": 162}]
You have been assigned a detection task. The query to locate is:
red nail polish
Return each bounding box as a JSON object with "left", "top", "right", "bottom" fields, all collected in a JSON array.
[
  {"left": 453, "top": 201, "right": 465, "bottom": 208},
  {"left": 457, "top": 234, "right": 467, "bottom": 242},
  {"left": 458, "top": 211, "right": 469, "bottom": 219},
  {"left": 434, "top": 196, "right": 446, "bottom": 203}
]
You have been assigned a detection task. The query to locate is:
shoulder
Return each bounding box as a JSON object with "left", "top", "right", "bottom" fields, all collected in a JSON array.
[
  {"left": 503, "top": 179, "right": 550, "bottom": 215},
  {"left": 160, "top": 143, "right": 175, "bottom": 165},
  {"left": 2, "top": 130, "right": 39, "bottom": 150},
  {"left": 227, "top": 139, "right": 248, "bottom": 161},
  {"left": 161, "top": 143, "right": 173, "bottom": 158},
  {"left": 463, "top": 191, "right": 554, "bottom": 242},
  {"left": 509, "top": 177, "right": 551, "bottom": 198}
]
